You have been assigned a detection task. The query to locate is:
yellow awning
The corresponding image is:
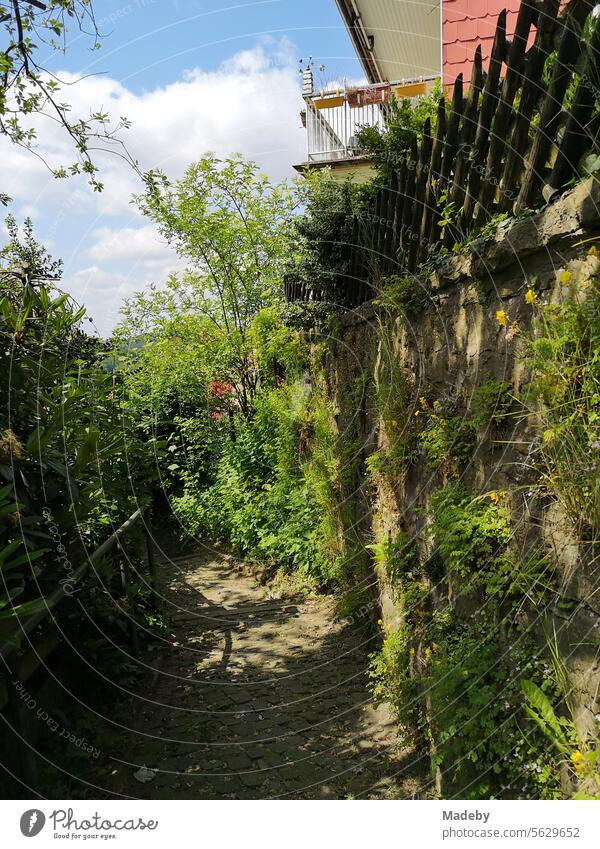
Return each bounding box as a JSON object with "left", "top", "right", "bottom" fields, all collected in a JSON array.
[
  {"left": 313, "top": 95, "right": 345, "bottom": 110},
  {"left": 393, "top": 81, "right": 428, "bottom": 99}
]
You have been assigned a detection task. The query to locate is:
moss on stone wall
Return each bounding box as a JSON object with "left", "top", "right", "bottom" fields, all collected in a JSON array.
[{"left": 317, "top": 180, "right": 600, "bottom": 799}]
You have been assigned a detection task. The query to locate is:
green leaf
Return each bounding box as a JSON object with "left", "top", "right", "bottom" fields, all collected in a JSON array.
[
  {"left": 0, "top": 597, "right": 49, "bottom": 622},
  {"left": 521, "top": 679, "right": 570, "bottom": 756}
]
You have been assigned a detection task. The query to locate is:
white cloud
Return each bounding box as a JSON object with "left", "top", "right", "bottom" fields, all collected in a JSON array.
[
  {"left": 88, "top": 224, "right": 174, "bottom": 267},
  {"left": 4, "top": 38, "right": 305, "bottom": 205},
  {"left": 1, "top": 38, "right": 306, "bottom": 333}
]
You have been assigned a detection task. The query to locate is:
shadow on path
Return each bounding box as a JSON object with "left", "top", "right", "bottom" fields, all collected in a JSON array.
[{"left": 97, "top": 549, "right": 428, "bottom": 799}]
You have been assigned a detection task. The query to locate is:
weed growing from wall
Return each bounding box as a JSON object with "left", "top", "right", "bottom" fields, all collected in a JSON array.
[
  {"left": 522, "top": 255, "right": 600, "bottom": 538},
  {"left": 418, "top": 400, "right": 477, "bottom": 477}
]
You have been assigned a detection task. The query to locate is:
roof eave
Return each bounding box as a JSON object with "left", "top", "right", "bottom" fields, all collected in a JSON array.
[{"left": 335, "top": 0, "right": 383, "bottom": 84}]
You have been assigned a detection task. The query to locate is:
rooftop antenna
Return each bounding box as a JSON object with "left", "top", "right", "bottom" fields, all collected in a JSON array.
[{"left": 299, "top": 58, "right": 314, "bottom": 97}]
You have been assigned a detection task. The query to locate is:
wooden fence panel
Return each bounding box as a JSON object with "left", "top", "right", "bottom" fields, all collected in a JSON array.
[
  {"left": 408, "top": 117, "right": 432, "bottom": 272},
  {"left": 431, "top": 74, "right": 464, "bottom": 251},
  {"left": 474, "top": 1, "right": 536, "bottom": 227},
  {"left": 419, "top": 99, "right": 447, "bottom": 263},
  {"left": 459, "top": 9, "right": 508, "bottom": 233},
  {"left": 517, "top": 0, "right": 595, "bottom": 211},
  {"left": 445, "top": 46, "right": 484, "bottom": 249}
]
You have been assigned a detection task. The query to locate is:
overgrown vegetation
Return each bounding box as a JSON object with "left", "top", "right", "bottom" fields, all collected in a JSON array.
[
  {"left": 522, "top": 260, "right": 600, "bottom": 538},
  {"left": 1, "top": 48, "right": 598, "bottom": 800},
  {"left": 418, "top": 399, "right": 477, "bottom": 477},
  {"left": 355, "top": 82, "right": 442, "bottom": 181},
  {"left": 173, "top": 363, "right": 343, "bottom": 587},
  {"left": 0, "top": 217, "right": 150, "bottom": 643},
  {"left": 367, "top": 254, "right": 600, "bottom": 800}
]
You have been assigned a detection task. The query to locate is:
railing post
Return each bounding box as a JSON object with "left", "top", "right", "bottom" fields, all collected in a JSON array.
[
  {"left": 117, "top": 542, "right": 140, "bottom": 658},
  {"left": 144, "top": 512, "right": 159, "bottom": 610}
]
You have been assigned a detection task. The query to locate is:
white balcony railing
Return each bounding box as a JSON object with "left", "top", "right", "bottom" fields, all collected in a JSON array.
[{"left": 303, "top": 78, "right": 436, "bottom": 165}]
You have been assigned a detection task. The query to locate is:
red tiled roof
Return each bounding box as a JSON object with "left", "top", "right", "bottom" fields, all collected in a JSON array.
[{"left": 443, "top": 0, "right": 536, "bottom": 88}]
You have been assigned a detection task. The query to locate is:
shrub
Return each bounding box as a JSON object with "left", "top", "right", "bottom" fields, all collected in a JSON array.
[
  {"left": 523, "top": 261, "right": 600, "bottom": 537},
  {"left": 470, "top": 379, "right": 515, "bottom": 430},
  {"left": 173, "top": 380, "right": 342, "bottom": 587},
  {"left": 430, "top": 484, "right": 512, "bottom": 584},
  {"left": 375, "top": 275, "right": 432, "bottom": 318},
  {"left": 368, "top": 626, "right": 424, "bottom": 738},
  {"left": 293, "top": 172, "right": 368, "bottom": 301},
  {"left": 368, "top": 531, "right": 419, "bottom": 588},
  {"left": 419, "top": 401, "right": 477, "bottom": 476},
  {"left": 427, "top": 618, "right": 562, "bottom": 799}
]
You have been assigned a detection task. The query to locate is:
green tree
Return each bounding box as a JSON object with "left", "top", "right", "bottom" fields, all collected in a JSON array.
[
  {"left": 124, "top": 154, "right": 301, "bottom": 417},
  {"left": 293, "top": 170, "right": 366, "bottom": 301}
]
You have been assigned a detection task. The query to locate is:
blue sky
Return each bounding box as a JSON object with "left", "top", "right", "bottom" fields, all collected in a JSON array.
[
  {"left": 55, "top": 1, "right": 363, "bottom": 90},
  {"left": 1, "top": 0, "right": 363, "bottom": 334}
]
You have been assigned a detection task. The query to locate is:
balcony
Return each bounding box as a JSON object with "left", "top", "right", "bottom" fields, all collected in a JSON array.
[{"left": 297, "top": 76, "right": 436, "bottom": 171}]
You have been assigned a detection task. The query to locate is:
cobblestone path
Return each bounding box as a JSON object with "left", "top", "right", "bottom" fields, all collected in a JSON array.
[{"left": 101, "top": 549, "right": 426, "bottom": 799}]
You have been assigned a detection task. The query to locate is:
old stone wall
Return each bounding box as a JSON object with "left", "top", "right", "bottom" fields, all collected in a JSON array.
[{"left": 320, "top": 178, "right": 600, "bottom": 788}]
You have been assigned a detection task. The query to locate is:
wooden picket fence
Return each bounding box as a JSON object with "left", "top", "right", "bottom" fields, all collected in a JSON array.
[{"left": 288, "top": 0, "right": 600, "bottom": 307}]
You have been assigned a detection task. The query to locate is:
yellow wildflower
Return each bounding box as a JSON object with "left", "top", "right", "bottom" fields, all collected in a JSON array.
[
  {"left": 524, "top": 289, "right": 538, "bottom": 306},
  {"left": 377, "top": 619, "right": 383, "bottom": 627},
  {"left": 425, "top": 647, "right": 432, "bottom": 658},
  {"left": 571, "top": 750, "right": 586, "bottom": 773},
  {"left": 496, "top": 309, "right": 507, "bottom": 327},
  {"left": 409, "top": 647, "right": 415, "bottom": 656},
  {"left": 488, "top": 491, "right": 500, "bottom": 503},
  {"left": 414, "top": 410, "right": 420, "bottom": 417},
  {"left": 559, "top": 270, "right": 573, "bottom": 286},
  {"left": 588, "top": 245, "right": 600, "bottom": 258}
]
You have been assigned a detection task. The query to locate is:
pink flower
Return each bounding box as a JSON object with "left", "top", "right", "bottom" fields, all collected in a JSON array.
[
  {"left": 210, "top": 379, "right": 234, "bottom": 398},
  {"left": 210, "top": 411, "right": 222, "bottom": 421}
]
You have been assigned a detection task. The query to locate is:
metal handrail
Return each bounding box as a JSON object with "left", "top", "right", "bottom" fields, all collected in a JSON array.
[
  {"left": 0, "top": 506, "right": 150, "bottom": 663},
  {"left": 0, "top": 505, "right": 158, "bottom": 792},
  {"left": 303, "top": 76, "right": 437, "bottom": 164}
]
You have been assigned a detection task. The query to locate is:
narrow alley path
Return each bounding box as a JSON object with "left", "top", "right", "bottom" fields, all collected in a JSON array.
[{"left": 100, "top": 549, "right": 427, "bottom": 799}]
